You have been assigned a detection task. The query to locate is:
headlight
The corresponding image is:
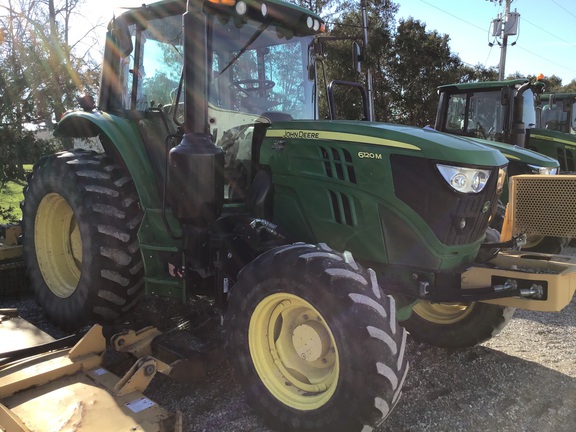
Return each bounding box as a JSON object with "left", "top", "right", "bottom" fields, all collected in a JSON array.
[
  {"left": 528, "top": 164, "right": 558, "bottom": 175},
  {"left": 436, "top": 164, "right": 492, "bottom": 194}
]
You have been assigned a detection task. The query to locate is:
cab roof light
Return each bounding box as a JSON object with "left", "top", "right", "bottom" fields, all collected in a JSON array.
[
  {"left": 206, "top": 0, "right": 236, "bottom": 6},
  {"left": 235, "top": 1, "right": 247, "bottom": 15}
]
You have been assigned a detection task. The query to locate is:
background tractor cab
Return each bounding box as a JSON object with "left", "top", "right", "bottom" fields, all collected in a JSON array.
[{"left": 534, "top": 92, "right": 576, "bottom": 172}]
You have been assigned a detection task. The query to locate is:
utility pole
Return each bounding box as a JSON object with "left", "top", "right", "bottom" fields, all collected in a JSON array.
[
  {"left": 489, "top": 0, "right": 520, "bottom": 80},
  {"left": 360, "top": 0, "right": 374, "bottom": 121},
  {"left": 499, "top": 0, "right": 511, "bottom": 80}
]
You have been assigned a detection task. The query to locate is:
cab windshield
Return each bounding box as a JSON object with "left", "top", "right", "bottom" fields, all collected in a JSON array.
[
  {"left": 444, "top": 88, "right": 537, "bottom": 141},
  {"left": 208, "top": 15, "right": 315, "bottom": 120},
  {"left": 538, "top": 99, "right": 576, "bottom": 134}
]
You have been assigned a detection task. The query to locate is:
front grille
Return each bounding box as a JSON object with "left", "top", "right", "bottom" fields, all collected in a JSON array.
[
  {"left": 507, "top": 160, "right": 531, "bottom": 177},
  {"left": 510, "top": 174, "right": 576, "bottom": 238},
  {"left": 391, "top": 155, "right": 499, "bottom": 246}
]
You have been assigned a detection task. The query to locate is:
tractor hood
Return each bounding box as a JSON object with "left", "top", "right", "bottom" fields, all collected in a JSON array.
[
  {"left": 465, "top": 136, "right": 560, "bottom": 168},
  {"left": 530, "top": 128, "right": 576, "bottom": 147},
  {"left": 265, "top": 120, "right": 509, "bottom": 168}
]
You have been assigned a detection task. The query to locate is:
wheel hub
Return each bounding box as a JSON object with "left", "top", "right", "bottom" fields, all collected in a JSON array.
[
  {"left": 413, "top": 302, "right": 474, "bottom": 324},
  {"left": 292, "top": 321, "right": 331, "bottom": 362}
]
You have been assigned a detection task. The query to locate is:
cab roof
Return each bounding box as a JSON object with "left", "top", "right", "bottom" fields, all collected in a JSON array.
[{"left": 437, "top": 78, "right": 530, "bottom": 93}]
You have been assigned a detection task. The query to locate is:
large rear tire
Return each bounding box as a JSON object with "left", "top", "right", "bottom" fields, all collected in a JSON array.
[
  {"left": 22, "top": 150, "right": 144, "bottom": 329},
  {"left": 225, "top": 243, "right": 408, "bottom": 431},
  {"left": 402, "top": 301, "right": 514, "bottom": 349}
]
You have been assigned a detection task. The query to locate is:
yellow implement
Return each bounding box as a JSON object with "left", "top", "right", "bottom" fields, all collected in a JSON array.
[{"left": 0, "top": 316, "right": 179, "bottom": 432}]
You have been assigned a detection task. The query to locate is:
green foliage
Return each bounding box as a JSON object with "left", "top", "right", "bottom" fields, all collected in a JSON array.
[
  {"left": 0, "top": 164, "right": 32, "bottom": 224},
  {"left": 312, "top": 0, "right": 399, "bottom": 120},
  {"left": 561, "top": 79, "right": 576, "bottom": 93},
  {"left": 0, "top": 0, "right": 93, "bottom": 189},
  {"left": 385, "top": 18, "right": 463, "bottom": 126},
  {"left": 460, "top": 64, "right": 499, "bottom": 83}
]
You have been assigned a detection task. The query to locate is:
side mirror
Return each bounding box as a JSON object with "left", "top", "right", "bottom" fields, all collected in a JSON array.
[
  {"left": 352, "top": 42, "right": 362, "bottom": 75},
  {"left": 307, "top": 55, "right": 316, "bottom": 81},
  {"left": 78, "top": 94, "right": 96, "bottom": 112},
  {"left": 308, "top": 41, "right": 323, "bottom": 81}
]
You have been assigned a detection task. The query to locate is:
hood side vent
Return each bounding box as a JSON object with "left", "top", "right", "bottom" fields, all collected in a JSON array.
[{"left": 320, "top": 146, "right": 357, "bottom": 184}]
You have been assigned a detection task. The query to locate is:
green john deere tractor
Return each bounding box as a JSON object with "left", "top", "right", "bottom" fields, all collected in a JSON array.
[
  {"left": 435, "top": 78, "right": 568, "bottom": 254},
  {"left": 16, "top": 1, "right": 576, "bottom": 431},
  {"left": 534, "top": 91, "right": 576, "bottom": 171}
]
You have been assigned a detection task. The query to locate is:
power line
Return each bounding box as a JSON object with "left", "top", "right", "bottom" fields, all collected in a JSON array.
[
  {"left": 522, "top": 17, "right": 576, "bottom": 50},
  {"left": 552, "top": 0, "right": 576, "bottom": 20},
  {"left": 417, "top": 0, "right": 486, "bottom": 33},
  {"left": 515, "top": 45, "right": 576, "bottom": 76},
  {"left": 416, "top": 0, "right": 576, "bottom": 78}
]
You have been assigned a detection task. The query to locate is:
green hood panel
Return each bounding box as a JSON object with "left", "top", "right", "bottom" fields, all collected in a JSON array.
[
  {"left": 264, "top": 120, "right": 508, "bottom": 168},
  {"left": 465, "top": 136, "right": 560, "bottom": 167},
  {"left": 530, "top": 128, "right": 576, "bottom": 148}
]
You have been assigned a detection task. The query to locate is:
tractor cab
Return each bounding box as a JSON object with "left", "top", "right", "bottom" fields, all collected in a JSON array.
[
  {"left": 435, "top": 79, "right": 538, "bottom": 147},
  {"left": 536, "top": 93, "right": 576, "bottom": 134},
  {"left": 98, "top": 0, "right": 325, "bottom": 204}
]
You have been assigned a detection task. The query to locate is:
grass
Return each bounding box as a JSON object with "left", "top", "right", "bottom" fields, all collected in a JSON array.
[{"left": 1, "top": 165, "right": 32, "bottom": 224}]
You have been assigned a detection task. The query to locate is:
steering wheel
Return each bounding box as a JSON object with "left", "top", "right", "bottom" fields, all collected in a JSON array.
[
  {"left": 474, "top": 121, "right": 487, "bottom": 139},
  {"left": 230, "top": 79, "right": 275, "bottom": 96}
]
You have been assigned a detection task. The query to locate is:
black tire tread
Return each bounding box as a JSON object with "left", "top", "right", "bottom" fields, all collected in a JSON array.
[
  {"left": 402, "top": 301, "right": 515, "bottom": 349},
  {"left": 22, "top": 150, "right": 144, "bottom": 329},
  {"left": 225, "top": 242, "right": 409, "bottom": 431}
]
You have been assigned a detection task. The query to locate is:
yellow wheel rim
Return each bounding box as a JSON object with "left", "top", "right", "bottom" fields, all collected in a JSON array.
[
  {"left": 523, "top": 234, "right": 545, "bottom": 249},
  {"left": 35, "top": 193, "right": 82, "bottom": 298},
  {"left": 249, "top": 293, "right": 339, "bottom": 411},
  {"left": 413, "top": 302, "right": 475, "bottom": 324}
]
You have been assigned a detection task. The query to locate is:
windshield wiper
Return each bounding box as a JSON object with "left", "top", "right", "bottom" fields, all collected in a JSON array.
[{"left": 219, "top": 20, "right": 270, "bottom": 76}]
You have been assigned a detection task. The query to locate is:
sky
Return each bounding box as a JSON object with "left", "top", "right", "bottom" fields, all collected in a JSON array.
[
  {"left": 79, "top": 0, "right": 576, "bottom": 85},
  {"left": 394, "top": 0, "right": 576, "bottom": 84}
]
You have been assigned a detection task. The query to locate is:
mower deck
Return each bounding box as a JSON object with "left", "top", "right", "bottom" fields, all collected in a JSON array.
[{"left": 0, "top": 320, "right": 178, "bottom": 432}]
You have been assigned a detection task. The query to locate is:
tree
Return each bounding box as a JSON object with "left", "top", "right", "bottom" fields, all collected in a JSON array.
[
  {"left": 459, "top": 63, "right": 499, "bottom": 83},
  {"left": 561, "top": 79, "right": 576, "bottom": 93},
  {"left": 0, "top": 0, "right": 100, "bottom": 132},
  {"left": 306, "top": 0, "right": 399, "bottom": 121},
  {"left": 0, "top": 0, "right": 100, "bottom": 220},
  {"left": 386, "top": 18, "right": 463, "bottom": 126}
]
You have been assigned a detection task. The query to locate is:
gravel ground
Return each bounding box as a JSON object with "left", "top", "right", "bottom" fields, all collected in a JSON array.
[{"left": 2, "top": 249, "right": 576, "bottom": 432}]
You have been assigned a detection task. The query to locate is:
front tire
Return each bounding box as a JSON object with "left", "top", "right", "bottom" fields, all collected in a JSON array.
[
  {"left": 402, "top": 301, "right": 514, "bottom": 349},
  {"left": 225, "top": 243, "right": 408, "bottom": 431},
  {"left": 22, "top": 150, "right": 144, "bottom": 329},
  {"left": 522, "top": 235, "right": 568, "bottom": 254}
]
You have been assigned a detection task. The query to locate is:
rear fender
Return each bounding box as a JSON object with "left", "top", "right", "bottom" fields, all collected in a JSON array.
[{"left": 55, "top": 111, "right": 162, "bottom": 208}]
